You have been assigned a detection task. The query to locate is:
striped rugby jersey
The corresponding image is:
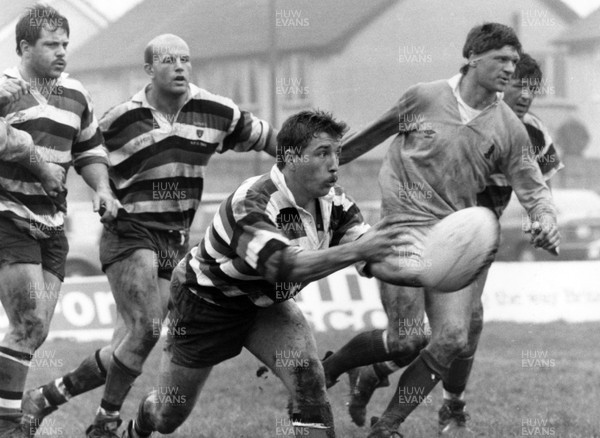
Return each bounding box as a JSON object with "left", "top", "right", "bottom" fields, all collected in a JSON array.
[
  {"left": 0, "top": 67, "right": 107, "bottom": 238},
  {"left": 100, "top": 83, "right": 274, "bottom": 231},
  {"left": 479, "top": 112, "right": 564, "bottom": 217},
  {"left": 173, "top": 165, "right": 370, "bottom": 307}
]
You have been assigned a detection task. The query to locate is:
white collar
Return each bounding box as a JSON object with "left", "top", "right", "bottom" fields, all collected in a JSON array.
[
  {"left": 447, "top": 74, "right": 503, "bottom": 107},
  {"left": 131, "top": 82, "right": 201, "bottom": 109},
  {"left": 3, "top": 66, "right": 68, "bottom": 84}
]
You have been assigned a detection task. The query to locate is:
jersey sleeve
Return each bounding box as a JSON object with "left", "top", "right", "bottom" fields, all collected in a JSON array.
[
  {"left": 72, "top": 88, "right": 109, "bottom": 173},
  {"left": 228, "top": 192, "right": 301, "bottom": 281},
  {"left": 499, "top": 122, "right": 557, "bottom": 224},
  {"left": 221, "top": 101, "right": 275, "bottom": 154},
  {"left": 330, "top": 190, "right": 370, "bottom": 246}
]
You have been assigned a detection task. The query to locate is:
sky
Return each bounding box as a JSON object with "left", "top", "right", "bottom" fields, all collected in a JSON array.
[
  {"left": 94, "top": 0, "right": 600, "bottom": 21},
  {"left": 562, "top": 0, "right": 600, "bottom": 16}
]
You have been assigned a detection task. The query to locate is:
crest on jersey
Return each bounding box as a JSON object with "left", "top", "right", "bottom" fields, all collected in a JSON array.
[{"left": 196, "top": 129, "right": 204, "bottom": 138}]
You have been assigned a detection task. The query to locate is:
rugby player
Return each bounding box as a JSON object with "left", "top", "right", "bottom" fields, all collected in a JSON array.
[
  {"left": 22, "top": 33, "right": 278, "bottom": 438},
  {"left": 0, "top": 4, "right": 119, "bottom": 436},
  {"left": 340, "top": 52, "right": 564, "bottom": 436},
  {"left": 118, "top": 109, "right": 406, "bottom": 438},
  {"left": 321, "top": 23, "right": 559, "bottom": 438}
]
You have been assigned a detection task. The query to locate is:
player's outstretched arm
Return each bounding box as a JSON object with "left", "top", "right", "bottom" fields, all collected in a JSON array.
[
  {"left": 263, "top": 215, "right": 406, "bottom": 285},
  {"left": 339, "top": 103, "right": 398, "bottom": 165}
]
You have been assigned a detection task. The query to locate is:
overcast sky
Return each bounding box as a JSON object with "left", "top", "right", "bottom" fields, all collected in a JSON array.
[{"left": 95, "top": 0, "right": 600, "bottom": 21}]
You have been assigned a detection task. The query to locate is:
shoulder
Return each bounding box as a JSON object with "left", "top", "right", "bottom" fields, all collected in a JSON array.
[{"left": 189, "top": 85, "right": 238, "bottom": 111}]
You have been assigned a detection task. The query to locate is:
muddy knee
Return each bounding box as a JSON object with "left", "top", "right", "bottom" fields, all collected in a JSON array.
[{"left": 430, "top": 326, "right": 469, "bottom": 366}]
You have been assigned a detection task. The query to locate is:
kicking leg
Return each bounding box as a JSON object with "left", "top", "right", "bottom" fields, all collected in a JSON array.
[{"left": 245, "top": 300, "right": 333, "bottom": 438}]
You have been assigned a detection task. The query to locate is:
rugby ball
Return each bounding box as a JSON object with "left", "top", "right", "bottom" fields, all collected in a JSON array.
[{"left": 421, "top": 207, "right": 500, "bottom": 292}]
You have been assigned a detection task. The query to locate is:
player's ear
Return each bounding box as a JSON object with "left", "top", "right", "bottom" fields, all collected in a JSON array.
[
  {"left": 143, "top": 63, "right": 154, "bottom": 78},
  {"left": 19, "top": 40, "right": 30, "bottom": 57}
]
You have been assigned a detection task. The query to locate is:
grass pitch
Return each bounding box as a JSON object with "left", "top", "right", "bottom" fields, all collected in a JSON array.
[{"left": 26, "top": 322, "right": 600, "bottom": 437}]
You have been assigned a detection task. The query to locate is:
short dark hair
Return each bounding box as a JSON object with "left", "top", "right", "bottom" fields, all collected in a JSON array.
[
  {"left": 16, "top": 4, "right": 69, "bottom": 56},
  {"left": 276, "top": 110, "right": 347, "bottom": 169},
  {"left": 460, "top": 23, "right": 521, "bottom": 74},
  {"left": 513, "top": 53, "right": 542, "bottom": 86}
]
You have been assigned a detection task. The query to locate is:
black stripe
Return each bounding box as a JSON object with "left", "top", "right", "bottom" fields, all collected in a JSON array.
[
  {"left": 180, "top": 98, "right": 234, "bottom": 121},
  {"left": 104, "top": 107, "right": 154, "bottom": 142},
  {"left": 256, "top": 239, "right": 288, "bottom": 278},
  {"left": 0, "top": 346, "right": 33, "bottom": 362},
  {"left": 0, "top": 390, "right": 23, "bottom": 400},
  {"left": 58, "top": 87, "right": 88, "bottom": 109},
  {"left": 115, "top": 176, "right": 203, "bottom": 204},
  {"left": 73, "top": 129, "right": 104, "bottom": 153},
  {"left": 16, "top": 118, "right": 77, "bottom": 143},
  {"left": 112, "top": 138, "right": 217, "bottom": 180}
]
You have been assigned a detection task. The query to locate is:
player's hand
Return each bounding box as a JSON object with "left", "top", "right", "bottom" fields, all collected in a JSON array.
[
  {"left": 38, "top": 162, "right": 66, "bottom": 197},
  {"left": 529, "top": 218, "right": 560, "bottom": 255},
  {"left": 356, "top": 214, "right": 407, "bottom": 262},
  {"left": 0, "top": 77, "right": 30, "bottom": 107},
  {"left": 93, "top": 188, "right": 122, "bottom": 223}
]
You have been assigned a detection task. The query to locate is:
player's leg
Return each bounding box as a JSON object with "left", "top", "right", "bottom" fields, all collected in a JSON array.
[
  {"left": 245, "top": 300, "right": 334, "bottom": 438},
  {"left": 322, "top": 283, "right": 426, "bottom": 389},
  {"left": 86, "top": 249, "right": 163, "bottom": 436},
  {"left": 438, "top": 269, "right": 488, "bottom": 436},
  {"left": 0, "top": 264, "right": 61, "bottom": 436},
  {"left": 125, "top": 269, "right": 252, "bottom": 437},
  {"left": 123, "top": 344, "right": 212, "bottom": 438},
  {"left": 0, "top": 219, "right": 66, "bottom": 436},
  {"left": 22, "top": 302, "right": 127, "bottom": 434},
  {"left": 347, "top": 282, "right": 428, "bottom": 427},
  {"left": 369, "top": 279, "right": 477, "bottom": 437}
]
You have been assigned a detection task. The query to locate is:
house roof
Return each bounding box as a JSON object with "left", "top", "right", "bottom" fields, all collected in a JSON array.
[
  {"left": 68, "top": 0, "right": 397, "bottom": 73},
  {"left": 554, "top": 6, "right": 600, "bottom": 45}
]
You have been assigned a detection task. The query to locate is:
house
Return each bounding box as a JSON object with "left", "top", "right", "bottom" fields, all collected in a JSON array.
[
  {"left": 0, "top": 0, "right": 110, "bottom": 72},
  {"left": 554, "top": 8, "right": 600, "bottom": 157}
]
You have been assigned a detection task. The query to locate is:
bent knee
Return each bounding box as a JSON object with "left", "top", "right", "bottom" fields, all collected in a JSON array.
[
  {"left": 10, "top": 313, "right": 50, "bottom": 350},
  {"left": 431, "top": 326, "right": 469, "bottom": 361},
  {"left": 386, "top": 330, "right": 428, "bottom": 356}
]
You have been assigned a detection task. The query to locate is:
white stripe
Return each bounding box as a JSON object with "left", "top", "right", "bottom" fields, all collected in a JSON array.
[
  {"left": 0, "top": 201, "right": 65, "bottom": 227},
  {"left": 0, "top": 175, "right": 45, "bottom": 195},
  {"left": 78, "top": 121, "right": 99, "bottom": 143},
  {"left": 219, "top": 259, "right": 256, "bottom": 280},
  {"left": 0, "top": 398, "right": 23, "bottom": 409},
  {"left": 111, "top": 163, "right": 205, "bottom": 190},
  {"left": 125, "top": 198, "right": 199, "bottom": 214},
  {"left": 35, "top": 146, "right": 72, "bottom": 164},
  {"left": 0, "top": 350, "right": 31, "bottom": 367}
]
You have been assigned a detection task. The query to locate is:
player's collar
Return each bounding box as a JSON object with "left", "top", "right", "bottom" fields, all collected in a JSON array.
[
  {"left": 3, "top": 66, "right": 68, "bottom": 85},
  {"left": 270, "top": 165, "right": 335, "bottom": 210},
  {"left": 448, "top": 74, "right": 503, "bottom": 107},
  {"left": 132, "top": 83, "right": 201, "bottom": 109}
]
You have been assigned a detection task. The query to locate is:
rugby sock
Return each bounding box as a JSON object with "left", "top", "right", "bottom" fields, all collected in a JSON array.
[
  {"left": 99, "top": 353, "right": 141, "bottom": 416},
  {"left": 42, "top": 349, "right": 107, "bottom": 406},
  {"left": 323, "top": 330, "right": 389, "bottom": 385},
  {"left": 0, "top": 347, "right": 33, "bottom": 420},
  {"left": 442, "top": 354, "right": 474, "bottom": 396},
  {"left": 377, "top": 351, "right": 445, "bottom": 429}
]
